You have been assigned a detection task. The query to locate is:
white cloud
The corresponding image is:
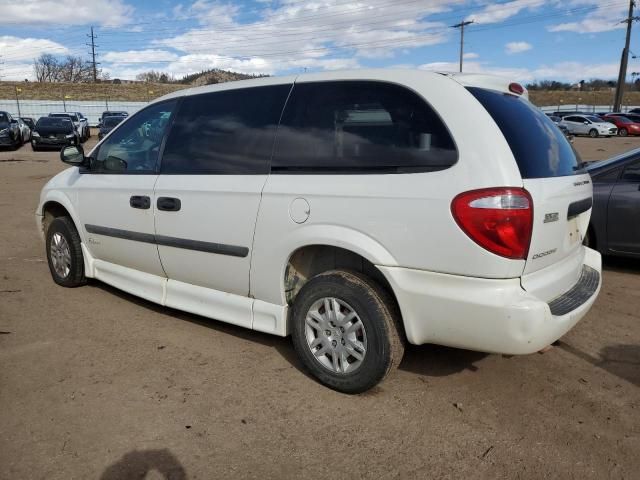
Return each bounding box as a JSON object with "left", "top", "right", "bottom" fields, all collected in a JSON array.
[
  {"left": 463, "top": 52, "right": 479, "bottom": 59},
  {"left": 149, "top": 0, "right": 465, "bottom": 74},
  {"left": 0, "top": 0, "right": 133, "bottom": 27},
  {"left": 0, "top": 36, "right": 68, "bottom": 62},
  {"left": 548, "top": 1, "right": 628, "bottom": 33},
  {"left": 102, "top": 50, "right": 179, "bottom": 65},
  {"left": 505, "top": 41, "right": 532, "bottom": 54},
  {"left": 418, "top": 59, "right": 620, "bottom": 84},
  {"left": 466, "top": 0, "right": 545, "bottom": 24}
]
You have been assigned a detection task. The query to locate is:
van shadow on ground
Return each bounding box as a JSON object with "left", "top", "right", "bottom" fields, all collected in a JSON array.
[
  {"left": 92, "top": 282, "right": 487, "bottom": 383},
  {"left": 557, "top": 341, "right": 640, "bottom": 387}
]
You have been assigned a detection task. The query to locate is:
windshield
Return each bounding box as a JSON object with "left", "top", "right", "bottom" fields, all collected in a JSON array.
[
  {"left": 617, "top": 116, "right": 632, "bottom": 124},
  {"left": 468, "top": 87, "right": 583, "bottom": 178},
  {"left": 37, "top": 117, "right": 72, "bottom": 128},
  {"left": 50, "top": 113, "right": 79, "bottom": 122},
  {"left": 0, "top": 112, "right": 9, "bottom": 128}
]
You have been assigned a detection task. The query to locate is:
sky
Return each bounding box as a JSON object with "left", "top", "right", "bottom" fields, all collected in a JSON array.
[{"left": 0, "top": 0, "right": 637, "bottom": 83}]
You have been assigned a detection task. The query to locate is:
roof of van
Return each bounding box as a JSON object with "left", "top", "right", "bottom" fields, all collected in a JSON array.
[{"left": 155, "top": 68, "right": 528, "bottom": 102}]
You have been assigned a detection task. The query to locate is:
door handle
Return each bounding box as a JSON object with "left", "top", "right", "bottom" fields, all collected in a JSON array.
[
  {"left": 130, "top": 195, "right": 150, "bottom": 210},
  {"left": 157, "top": 197, "right": 181, "bottom": 212}
]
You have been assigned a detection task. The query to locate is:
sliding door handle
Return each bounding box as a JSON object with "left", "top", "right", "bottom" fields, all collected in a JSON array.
[
  {"left": 130, "top": 195, "right": 150, "bottom": 210},
  {"left": 157, "top": 197, "right": 181, "bottom": 212}
]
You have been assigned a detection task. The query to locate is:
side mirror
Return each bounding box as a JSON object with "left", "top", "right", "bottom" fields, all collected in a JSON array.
[
  {"left": 61, "top": 145, "right": 86, "bottom": 166},
  {"left": 583, "top": 121, "right": 589, "bottom": 125}
]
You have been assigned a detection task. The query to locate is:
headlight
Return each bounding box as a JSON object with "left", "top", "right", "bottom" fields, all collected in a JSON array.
[
  {"left": 32, "top": 131, "right": 40, "bottom": 137},
  {"left": 0, "top": 128, "right": 7, "bottom": 136},
  {"left": 65, "top": 134, "right": 74, "bottom": 138}
]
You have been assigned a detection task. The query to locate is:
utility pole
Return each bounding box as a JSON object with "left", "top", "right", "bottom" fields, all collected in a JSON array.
[
  {"left": 613, "top": 0, "right": 639, "bottom": 111},
  {"left": 87, "top": 26, "right": 100, "bottom": 82},
  {"left": 451, "top": 20, "right": 474, "bottom": 73}
]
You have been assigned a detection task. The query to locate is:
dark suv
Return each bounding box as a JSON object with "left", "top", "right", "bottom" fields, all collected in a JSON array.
[
  {"left": 31, "top": 117, "right": 79, "bottom": 151},
  {"left": 0, "top": 111, "right": 22, "bottom": 149}
]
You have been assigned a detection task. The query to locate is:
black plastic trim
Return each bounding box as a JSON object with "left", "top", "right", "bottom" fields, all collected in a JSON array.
[
  {"left": 84, "top": 224, "right": 248, "bottom": 258},
  {"left": 567, "top": 197, "right": 593, "bottom": 219},
  {"left": 547, "top": 265, "right": 600, "bottom": 316}
]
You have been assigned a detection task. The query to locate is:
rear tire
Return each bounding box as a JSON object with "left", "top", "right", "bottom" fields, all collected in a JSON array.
[
  {"left": 291, "top": 269, "right": 404, "bottom": 394},
  {"left": 619, "top": 128, "right": 628, "bottom": 137},
  {"left": 589, "top": 129, "right": 598, "bottom": 138},
  {"left": 45, "top": 217, "right": 86, "bottom": 288}
]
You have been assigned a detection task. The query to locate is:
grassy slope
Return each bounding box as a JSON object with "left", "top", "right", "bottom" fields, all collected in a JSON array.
[{"left": 3, "top": 80, "right": 640, "bottom": 108}]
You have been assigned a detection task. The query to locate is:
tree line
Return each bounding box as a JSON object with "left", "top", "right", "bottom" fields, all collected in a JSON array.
[{"left": 33, "top": 54, "right": 108, "bottom": 83}]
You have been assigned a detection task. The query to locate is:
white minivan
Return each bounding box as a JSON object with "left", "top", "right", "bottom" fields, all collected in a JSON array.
[{"left": 37, "top": 70, "right": 602, "bottom": 393}]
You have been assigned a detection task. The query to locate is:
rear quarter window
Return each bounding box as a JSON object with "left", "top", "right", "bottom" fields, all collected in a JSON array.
[
  {"left": 468, "top": 87, "right": 583, "bottom": 179},
  {"left": 272, "top": 81, "right": 457, "bottom": 173}
]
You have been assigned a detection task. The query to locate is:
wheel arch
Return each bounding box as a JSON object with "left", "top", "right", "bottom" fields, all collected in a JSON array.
[
  {"left": 283, "top": 244, "right": 404, "bottom": 340},
  {"left": 39, "top": 193, "right": 82, "bottom": 241}
]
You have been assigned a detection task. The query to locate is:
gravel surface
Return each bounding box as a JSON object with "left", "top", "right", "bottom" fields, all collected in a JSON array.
[{"left": 1, "top": 133, "right": 638, "bottom": 479}]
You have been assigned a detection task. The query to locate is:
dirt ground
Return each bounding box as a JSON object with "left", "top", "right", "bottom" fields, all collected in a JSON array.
[{"left": 1, "top": 133, "right": 639, "bottom": 479}]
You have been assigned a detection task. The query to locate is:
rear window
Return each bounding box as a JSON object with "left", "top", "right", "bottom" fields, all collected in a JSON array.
[
  {"left": 468, "top": 87, "right": 583, "bottom": 179},
  {"left": 37, "top": 117, "right": 72, "bottom": 128}
]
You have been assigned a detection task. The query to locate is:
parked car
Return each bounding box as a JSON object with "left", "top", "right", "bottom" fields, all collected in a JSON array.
[
  {"left": 16, "top": 117, "right": 31, "bottom": 142},
  {"left": 601, "top": 114, "right": 640, "bottom": 136},
  {"left": 21, "top": 117, "right": 36, "bottom": 132},
  {"left": 98, "top": 111, "right": 128, "bottom": 127},
  {"left": 31, "top": 117, "right": 79, "bottom": 151},
  {"left": 37, "top": 70, "right": 601, "bottom": 393},
  {"left": 603, "top": 113, "right": 640, "bottom": 123},
  {"left": 560, "top": 114, "right": 617, "bottom": 137},
  {"left": 586, "top": 149, "right": 640, "bottom": 257},
  {"left": 628, "top": 108, "right": 640, "bottom": 114},
  {"left": 49, "top": 112, "right": 89, "bottom": 142},
  {"left": 98, "top": 115, "right": 125, "bottom": 140},
  {"left": 0, "top": 111, "right": 22, "bottom": 149},
  {"left": 75, "top": 112, "right": 90, "bottom": 138},
  {"left": 547, "top": 115, "right": 574, "bottom": 142},
  {"left": 552, "top": 111, "right": 593, "bottom": 118}
]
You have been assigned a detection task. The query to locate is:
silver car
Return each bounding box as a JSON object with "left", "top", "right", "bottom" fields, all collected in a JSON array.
[{"left": 560, "top": 115, "right": 617, "bottom": 138}]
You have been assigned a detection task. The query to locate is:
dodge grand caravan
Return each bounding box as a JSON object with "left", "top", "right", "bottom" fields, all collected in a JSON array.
[{"left": 37, "top": 70, "right": 602, "bottom": 393}]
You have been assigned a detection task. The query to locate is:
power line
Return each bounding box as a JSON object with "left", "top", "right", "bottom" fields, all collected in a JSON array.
[{"left": 86, "top": 26, "right": 100, "bottom": 82}]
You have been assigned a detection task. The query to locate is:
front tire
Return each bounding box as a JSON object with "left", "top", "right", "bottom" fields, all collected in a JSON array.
[
  {"left": 45, "top": 217, "right": 86, "bottom": 287},
  {"left": 291, "top": 270, "right": 404, "bottom": 394},
  {"left": 589, "top": 129, "right": 598, "bottom": 138},
  {"left": 619, "top": 128, "right": 628, "bottom": 137}
]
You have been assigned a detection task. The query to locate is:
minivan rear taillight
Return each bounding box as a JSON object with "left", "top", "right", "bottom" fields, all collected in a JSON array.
[{"left": 451, "top": 188, "right": 533, "bottom": 259}]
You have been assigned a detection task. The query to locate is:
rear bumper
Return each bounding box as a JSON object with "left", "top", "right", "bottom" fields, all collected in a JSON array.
[{"left": 378, "top": 247, "right": 602, "bottom": 354}]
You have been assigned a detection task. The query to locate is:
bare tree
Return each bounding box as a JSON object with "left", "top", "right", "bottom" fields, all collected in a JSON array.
[
  {"left": 33, "top": 54, "right": 59, "bottom": 82},
  {"left": 33, "top": 54, "right": 107, "bottom": 83}
]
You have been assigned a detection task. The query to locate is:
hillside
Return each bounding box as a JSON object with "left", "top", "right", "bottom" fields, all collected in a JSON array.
[
  {"left": 3, "top": 76, "right": 640, "bottom": 108},
  {"left": 0, "top": 68, "right": 260, "bottom": 102}
]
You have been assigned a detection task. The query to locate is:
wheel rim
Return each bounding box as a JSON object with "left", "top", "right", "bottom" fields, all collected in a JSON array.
[
  {"left": 304, "top": 297, "right": 368, "bottom": 374},
  {"left": 620, "top": 129, "right": 627, "bottom": 136},
  {"left": 50, "top": 232, "right": 71, "bottom": 278}
]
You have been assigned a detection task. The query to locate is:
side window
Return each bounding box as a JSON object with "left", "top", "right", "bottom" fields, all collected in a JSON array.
[
  {"left": 161, "top": 84, "right": 292, "bottom": 174},
  {"left": 271, "top": 81, "right": 457, "bottom": 173},
  {"left": 621, "top": 161, "right": 640, "bottom": 182},
  {"left": 565, "top": 116, "right": 579, "bottom": 122},
  {"left": 93, "top": 100, "right": 176, "bottom": 173}
]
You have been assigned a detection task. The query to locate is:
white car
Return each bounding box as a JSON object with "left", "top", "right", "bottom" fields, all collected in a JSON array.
[
  {"left": 560, "top": 114, "right": 617, "bottom": 138},
  {"left": 36, "top": 70, "right": 602, "bottom": 393}
]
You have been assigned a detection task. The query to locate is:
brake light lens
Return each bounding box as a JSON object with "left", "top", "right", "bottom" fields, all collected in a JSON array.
[
  {"left": 451, "top": 188, "right": 533, "bottom": 259},
  {"left": 509, "top": 82, "right": 525, "bottom": 95}
]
